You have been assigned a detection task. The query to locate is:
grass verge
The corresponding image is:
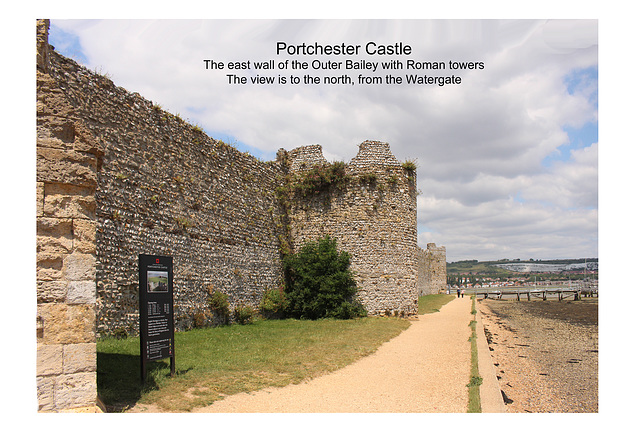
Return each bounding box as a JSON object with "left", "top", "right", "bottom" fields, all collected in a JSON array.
[
  {"left": 467, "top": 295, "right": 482, "bottom": 412},
  {"left": 418, "top": 293, "right": 455, "bottom": 315},
  {"left": 98, "top": 316, "right": 410, "bottom": 412}
]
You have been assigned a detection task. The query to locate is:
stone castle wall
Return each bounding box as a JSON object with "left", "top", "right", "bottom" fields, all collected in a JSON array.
[
  {"left": 44, "top": 39, "right": 287, "bottom": 336},
  {"left": 35, "top": 19, "right": 442, "bottom": 411},
  {"left": 417, "top": 243, "right": 447, "bottom": 295}
]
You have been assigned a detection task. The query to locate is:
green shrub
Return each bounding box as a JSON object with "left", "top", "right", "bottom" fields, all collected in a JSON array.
[
  {"left": 259, "top": 286, "right": 289, "bottom": 319},
  {"left": 208, "top": 291, "right": 230, "bottom": 323},
  {"left": 331, "top": 300, "right": 367, "bottom": 319},
  {"left": 293, "top": 161, "right": 350, "bottom": 197},
  {"left": 234, "top": 304, "right": 255, "bottom": 325},
  {"left": 359, "top": 172, "right": 377, "bottom": 186},
  {"left": 193, "top": 310, "right": 209, "bottom": 329},
  {"left": 283, "top": 235, "right": 366, "bottom": 320},
  {"left": 402, "top": 159, "right": 418, "bottom": 172},
  {"left": 112, "top": 327, "right": 128, "bottom": 339}
]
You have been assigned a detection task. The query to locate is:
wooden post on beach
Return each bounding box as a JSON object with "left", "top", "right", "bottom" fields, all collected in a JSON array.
[
  {"left": 527, "top": 292, "right": 531, "bottom": 301},
  {"left": 516, "top": 292, "right": 520, "bottom": 301}
]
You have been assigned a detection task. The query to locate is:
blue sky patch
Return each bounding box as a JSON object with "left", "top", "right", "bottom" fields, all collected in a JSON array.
[
  {"left": 542, "top": 121, "right": 598, "bottom": 167},
  {"left": 206, "top": 131, "right": 275, "bottom": 161},
  {"left": 564, "top": 66, "right": 598, "bottom": 108},
  {"left": 48, "top": 24, "right": 88, "bottom": 65},
  {"left": 542, "top": 66, "right": 598, "bottom": 168}
]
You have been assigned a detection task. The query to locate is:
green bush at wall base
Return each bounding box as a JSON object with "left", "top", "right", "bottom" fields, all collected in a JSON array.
[
  {"left": 283, "top": 235, "right": 366, "bottom": 320},
  {"left": 234, "top": 304, "right": 255, "bottom": 325},
  {"left": 259, "top": 286, "right": 289, "bottom": 319},
  {"left": 208, "top": 291, "right": 230, "bottom": 323}
]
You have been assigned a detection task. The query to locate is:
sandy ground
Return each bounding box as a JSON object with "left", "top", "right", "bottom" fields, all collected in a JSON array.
[
  {"left": 477, "top": 298, "right": 598, "bottom": 413},
  {"left": 192, "top": 297, "right": 474, "bottom": 413}
]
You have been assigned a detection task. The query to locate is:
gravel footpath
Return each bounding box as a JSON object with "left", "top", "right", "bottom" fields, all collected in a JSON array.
[
  {"left": 194, "top": 297, "right": 474, "bottom": 413},
  {"left": 477, "top": 298, "right": 598, "bottom": 413}
]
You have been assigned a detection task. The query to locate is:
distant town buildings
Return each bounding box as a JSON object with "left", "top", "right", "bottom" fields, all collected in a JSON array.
[{"left": 495, "top": 262, "right": 598, "bottom": 273}]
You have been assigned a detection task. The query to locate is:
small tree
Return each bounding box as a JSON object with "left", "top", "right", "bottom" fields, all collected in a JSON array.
[{"left": 283, "top": 235, "right": 366, "bottom": 320}]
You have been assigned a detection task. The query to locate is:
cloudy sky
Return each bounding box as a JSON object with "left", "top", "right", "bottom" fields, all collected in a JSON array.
[{"left": 45, "top": 17, "right": 599, "bottom": 262}]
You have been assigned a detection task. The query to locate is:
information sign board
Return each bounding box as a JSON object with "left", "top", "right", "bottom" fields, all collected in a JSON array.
[{"left": 138, "top": 254, "right": 175, "bottom": 381}]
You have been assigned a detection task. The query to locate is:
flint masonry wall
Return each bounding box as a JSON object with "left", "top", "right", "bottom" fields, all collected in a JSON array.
[
  {"left": 285, "top": 143, "right": 419, "bottom": 316},
  {"left": 417, "top": 243, "right": 447, "bottom": 295},
  {"left": 42, "top": 38, "right": 286, "bottom": 337}
]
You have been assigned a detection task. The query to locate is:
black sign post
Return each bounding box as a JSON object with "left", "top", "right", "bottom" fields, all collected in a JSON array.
[{"left": 138, "top": 254, "right": 175, "bottom": 382}]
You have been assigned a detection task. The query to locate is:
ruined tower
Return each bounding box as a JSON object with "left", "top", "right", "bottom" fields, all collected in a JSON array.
[{"left": 285, "top": 142, "right": 419, "bottom": 316}]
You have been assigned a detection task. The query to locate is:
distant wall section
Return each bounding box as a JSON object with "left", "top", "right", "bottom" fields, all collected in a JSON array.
[{"left": 418, "top": 243, "right": 447, "bottom": 295}]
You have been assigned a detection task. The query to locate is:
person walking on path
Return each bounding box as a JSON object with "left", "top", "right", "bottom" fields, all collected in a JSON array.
[
  {"left": 194, "top": 297, "right": 474, "bottom": 413},
  {"left": 457, "top": 288, "right": 461, "bottom": 298}
]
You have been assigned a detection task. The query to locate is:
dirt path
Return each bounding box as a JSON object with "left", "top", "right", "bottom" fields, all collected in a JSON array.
[{"left": 194, "top": 297, "right": 474, "bottom": 413}]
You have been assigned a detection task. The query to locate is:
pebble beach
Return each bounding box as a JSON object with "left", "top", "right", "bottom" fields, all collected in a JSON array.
[{"left": 477, "top": 297, "right": 598, "bottom": 412}]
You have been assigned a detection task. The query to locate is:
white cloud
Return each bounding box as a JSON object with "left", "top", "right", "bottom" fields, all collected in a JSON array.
[
  {"left": 49, "top": 18, "right": 598, "bottom": 262},
  {"left": 521, "top": 143, "right": 598, "bottom": 209}
]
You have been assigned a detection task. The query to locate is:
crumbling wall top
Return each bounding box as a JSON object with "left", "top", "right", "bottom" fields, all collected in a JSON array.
[
  {"left": 424, "top": 244, "right": 446, "bottom": 257},
  {"left": 287, "top": 144, "right": 329, "bottom": 172},
  {"left": 348, "top": 140, "right": 402, "bottom": 172},
  {"left": 37, "top": 19, "right": 50, "bottom": 73},
  {"left": 286, "top": 140, "right": 404, "bottom": 175}
]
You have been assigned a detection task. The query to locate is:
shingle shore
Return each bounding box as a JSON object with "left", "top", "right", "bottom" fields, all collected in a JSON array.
[{"left": 477, "top": 298, "right": 598, "bottom": 413}]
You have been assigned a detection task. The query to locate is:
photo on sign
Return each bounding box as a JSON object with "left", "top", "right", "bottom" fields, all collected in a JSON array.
[{"left": 147, "top": 271, "right": 169, "bottom": 293}]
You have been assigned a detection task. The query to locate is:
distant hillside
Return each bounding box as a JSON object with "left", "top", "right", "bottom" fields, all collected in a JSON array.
[{"left": 447, "top": 258, "right": 598, "bottom": 275}]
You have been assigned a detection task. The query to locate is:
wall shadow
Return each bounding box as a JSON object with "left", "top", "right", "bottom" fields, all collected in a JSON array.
[{"left": 97, "top": 352, "right": 172, "bottom": 412}]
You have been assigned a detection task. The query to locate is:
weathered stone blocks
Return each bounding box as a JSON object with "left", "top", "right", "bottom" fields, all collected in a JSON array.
[
  {"left": 37, "top": 217, "right": 74, "bottom": 253},
  {"left": 37, "top": 343, "right": 63, "bottom": 376},
  {"left": 72, "top": 219, "right": 96, "bottom": 254},
  {"left": 37, "top": 147, "right": 98, "bottom": 188},
  {"left": 43, "top": 189, "right": 96, "bottom": 220},
  {"left": 67, "top": 281, "right": 96, "bottom": 304},
  {"left": 63, "top": 253, "right": 96, "bottom": 281},
  {"left": 37, "top": 281, "right": 67, "bottom": 303},
  {"left": 37, "top": 252, "right": 64, "bottom": 281},
  {"left": 63, "top": 343, "right": 97, "bottom": 374},
  {"left": 36, "top": 376, "right": 55, "bottom": 411},
  {"left": 37, "top": 304, "right": 96, "bottom": 345},
  {"left": 54, "top": 372, "right": 97, "bottom": 410},
  {"left": 36, "top": 20, "right": 99, "bottom": 411},
  {"left": 37, "top": 181, "right": 45, "bottom": 217}
]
